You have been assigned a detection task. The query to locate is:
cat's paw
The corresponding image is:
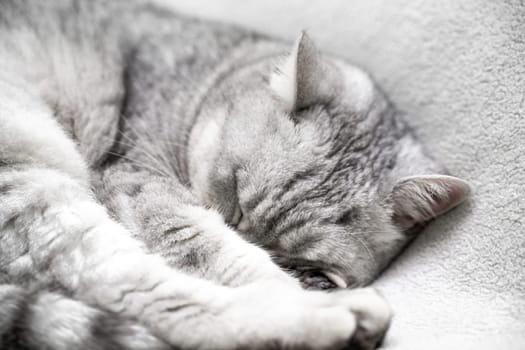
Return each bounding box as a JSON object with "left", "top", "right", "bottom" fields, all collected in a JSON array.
[
  {"left": 219, "top": 282, "right": 354, "bottom": 349},
  {"left": 220, "top": 283, "right": 391, "bottom": 350},
  {"left": 339, "top": 288, "right": 392, "bottom": 350}
]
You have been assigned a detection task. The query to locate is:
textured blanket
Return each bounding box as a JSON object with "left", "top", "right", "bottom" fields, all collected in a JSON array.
[{"left": 156, "top": 0, "right": 525, "bottom": 348}]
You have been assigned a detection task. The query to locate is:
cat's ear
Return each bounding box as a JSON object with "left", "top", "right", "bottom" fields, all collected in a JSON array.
[
  {"left": 270, "top": 31, "right": 329, "bottom": 112},
  {"left": 390, "top": 175, "right": 470, "bottom": 229}
]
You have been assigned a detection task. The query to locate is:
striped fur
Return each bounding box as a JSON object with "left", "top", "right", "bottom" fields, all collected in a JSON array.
[
  {"left": 0, "top": 0, "right": 468, "bottom": 348},
  {"left": 0, "top": 284, "right": 168, "bottom": 350}
]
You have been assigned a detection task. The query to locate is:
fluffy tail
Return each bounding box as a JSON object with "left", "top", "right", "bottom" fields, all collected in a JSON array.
[{"left": 0, "top": 284, "right": 169, "bottom": 350}]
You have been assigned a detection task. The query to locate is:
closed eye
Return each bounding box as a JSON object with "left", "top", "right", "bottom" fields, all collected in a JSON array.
[{"left": 335, "top": 207, "right": 359, "bottom": 225}]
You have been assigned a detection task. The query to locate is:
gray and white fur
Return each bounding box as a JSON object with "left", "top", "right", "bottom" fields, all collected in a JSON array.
[{"left": 0, "top": 0, "right": 470, "bottom": 349}]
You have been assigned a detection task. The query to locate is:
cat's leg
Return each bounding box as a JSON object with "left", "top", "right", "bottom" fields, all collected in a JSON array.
[
  {"left": 99, "top": 168, "right": 297, "bottom": 287},
  {"left": 100, "top": 171, "right": 393, "bottom": 349},
  {"left": 0, "top": 284, "right": 169, "bottom": 350},
  {"left": 0, "top": 84, "right": 390, "bottom": 349}
]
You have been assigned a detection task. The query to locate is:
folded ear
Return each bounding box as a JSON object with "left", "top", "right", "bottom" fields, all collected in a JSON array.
[
  {"left": 270, "top": 31, "right": 330, "bottom": 111},
  {"left": 390, "top": 175, "right": 470, "bottom": 229}
]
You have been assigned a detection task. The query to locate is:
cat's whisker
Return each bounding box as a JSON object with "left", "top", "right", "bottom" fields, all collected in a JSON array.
[
  {"left": 106, "top": 151, "right": 171, "bottom": 178},
  {"left": 106, "top": 118, "right": 186, "bottom": 179},
  {"left": 347, "top": 233, "right": 377, "bottom": 269},
  {"left": 99, "top": 133, "right": 137, "bottom": 149},
  {"left": 119, "top": 124, "right": 178, "bottom": 177}
]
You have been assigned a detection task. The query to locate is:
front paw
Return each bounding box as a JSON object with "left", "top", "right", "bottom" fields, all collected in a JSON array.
[
  {"left": 340, "top": 288, "right": 393, "bottom": 350},
  {"left": 219, "top": 284, "right": 392, "bottom": 350},
  {"left": 220, "top": 283, "right": 355, "bottom": 349}
]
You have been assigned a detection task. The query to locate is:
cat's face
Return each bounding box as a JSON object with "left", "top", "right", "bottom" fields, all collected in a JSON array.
[{"left": 189, "top": 33, "right": 469, "bottom": 289}]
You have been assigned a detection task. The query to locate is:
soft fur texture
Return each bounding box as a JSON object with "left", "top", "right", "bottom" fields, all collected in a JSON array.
[
  {"left": 156, "top": 0, "right": 525, "bottom": 349},
  {"left": 0, "top": 0, "right": 473, "bottom": 349}
]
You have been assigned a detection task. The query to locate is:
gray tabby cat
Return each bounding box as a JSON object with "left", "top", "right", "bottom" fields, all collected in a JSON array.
[{"left": 0, "top": 0, "right": 470, "bottom": 349}]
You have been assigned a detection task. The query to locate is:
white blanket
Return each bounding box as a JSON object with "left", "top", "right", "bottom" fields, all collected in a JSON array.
[{"left": 156, "top": 0, "right": 525, "bottom": 348}]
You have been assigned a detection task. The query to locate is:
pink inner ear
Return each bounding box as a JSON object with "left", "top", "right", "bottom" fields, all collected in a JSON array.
[
  {"left": 432, "top": 182, "right": 464, "bottom": 214},
  {"left": 392, "top": 175, "right": 470, "bottom": 228}
]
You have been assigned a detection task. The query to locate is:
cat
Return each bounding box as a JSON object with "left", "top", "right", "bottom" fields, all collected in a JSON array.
[{"left": 0, "top": 0, "right": 470, "bottom": 349}]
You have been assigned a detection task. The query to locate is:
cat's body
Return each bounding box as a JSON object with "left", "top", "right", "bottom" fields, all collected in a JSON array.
[{"left": 0, "top": 0, "right": 469, "bottom": 349}]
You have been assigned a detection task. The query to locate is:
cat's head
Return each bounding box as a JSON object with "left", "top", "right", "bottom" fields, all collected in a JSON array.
[{"left": 188, "top": 32, "right": 470, "bottom": 289}]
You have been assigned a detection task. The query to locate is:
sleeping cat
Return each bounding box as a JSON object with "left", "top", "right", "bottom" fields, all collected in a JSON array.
[{"left": 0, "top": 0, "right": 470, "bottom": 349}]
